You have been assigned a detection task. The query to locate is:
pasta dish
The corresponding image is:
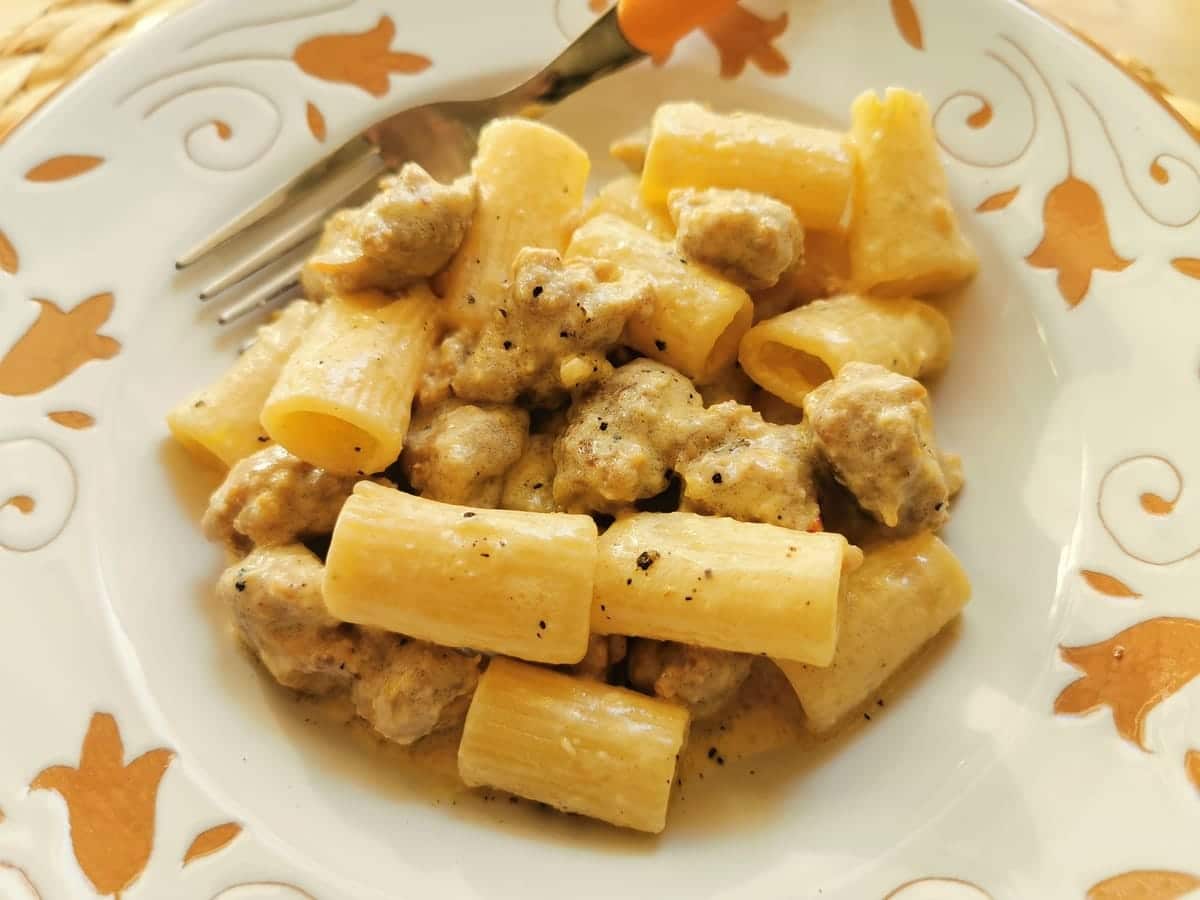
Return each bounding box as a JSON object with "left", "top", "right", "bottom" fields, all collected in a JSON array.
[{"left": 168, "top": 87, "right": 976, "bottom": 834}]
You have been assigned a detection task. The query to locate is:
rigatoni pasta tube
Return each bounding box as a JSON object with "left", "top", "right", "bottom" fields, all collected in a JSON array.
[
  {"left": 567, "top": 214, "right": 752, "bottom": 383},
  {"left": 582, "top": 174, "right": 674, "bottom": 239},
  {"left": 166, "top": 300, "right": 316, "bottom": 468},
  {"left": 847, "top": 88, "right": 979, "bottom": 296},
  {"left": 592, "top": 512, "right": 860, "bottom": 665},
  {"left": 439, "top": 118, "right": 589, "bottom": 331},
  {"left": 775, "top": 533, "right": 970, "bottom": 733},
  {"left": 261, "top": 286, "right": 436, "bottom": 475},
  {"left": 739, "top": 293, "right": 952, "bottom": 406},
  {"left": 640, "top": 102, "right": 854, "bottom": 232},
  {"left": 458, "top": 657, "right": 689, "bottom": 833},
  {"left": 324, "top": 482, "right": 595, "bottom": 664}
]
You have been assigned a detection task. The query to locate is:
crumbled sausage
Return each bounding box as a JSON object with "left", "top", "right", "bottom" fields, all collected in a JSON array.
[
  {"left": 566, "top": 634, "right": 628, "bottom": 681},
  {"left": 668, "top": 188, "right": 803, "bottom": 290},
  {"left": 553, "top": 360, "right": 704, "bottom": 514},
  {"left": 218, "top": 544, "right": 358, "bottom": 695},
  {"left": 941, "top": 451, "right": 965, "bottom": 497},
  {"left": 352, "top": 633, "right": 482, "bottom": 745},
  {"left": 698, "top": 364, "right": 758, "bottom": 408},
  {"left": 219, "top": 544, "right": 482, "bottom": 743},
  {"left": 677, "top": 401, "right": 821, "bottom": 531},
  {"left": 803, "top": 362, "right": 954, "bottom": 534},
  {"left": 203, "top": 444, "right": 365, "bottom": 552},
  {"left": 417, "top": 330, "right": 469, "bottom": 408},
  {"left": 628, "top": 640, "right": 753, "bottom": 720},
  {"left": 402, "top": 399, "right": 529, "bottom": 507},
  {"left": 304, "top": 163, "right": 475, "bottom": 295},
  {"left": 500, "top": 433, "right": 559, "bottom": 513},
  {"left": 450, "top": 248, "right": 653, "bottom": 405}
]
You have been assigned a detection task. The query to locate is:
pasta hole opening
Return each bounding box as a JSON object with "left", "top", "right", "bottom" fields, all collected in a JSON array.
[
  {"left": 268, "top": 411, "right": 380, "bottom": 475},
  {"left": 758, "top": 342, "right": 832, "bottom": 399},
  {"left": 698, "top": 300, "right": 753, "bottom": 383}
]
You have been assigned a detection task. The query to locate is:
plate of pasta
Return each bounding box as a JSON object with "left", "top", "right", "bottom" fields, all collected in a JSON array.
[{"left": 1, "top": 1, "right": 1198, "bottom": 898}]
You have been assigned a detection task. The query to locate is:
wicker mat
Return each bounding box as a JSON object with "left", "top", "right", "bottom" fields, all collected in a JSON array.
[
  {"left": 0, "top": 0, "right": 191, "bottom": 142},
  {"left": 0, "top": 0, "right": 1196, "bottom": 145}
]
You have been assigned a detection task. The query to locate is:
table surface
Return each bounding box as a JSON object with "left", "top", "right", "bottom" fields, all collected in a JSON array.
[{"left": 1029, "top": 0, "right": 1200, "bottom": 99}]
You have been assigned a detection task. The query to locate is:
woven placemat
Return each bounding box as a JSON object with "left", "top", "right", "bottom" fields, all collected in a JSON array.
[
  {"left": 1, "top": 0, "right": 1197, "bottom": 145},
  {"left": 0, "top": 0, "right": 191, "bottom": 143}
]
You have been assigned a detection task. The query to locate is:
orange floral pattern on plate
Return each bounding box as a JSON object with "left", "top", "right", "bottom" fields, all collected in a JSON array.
[
  {"left": 31, "top": 713, "right": 173, "bottom": 897},
  {"left": 1087, "top": 870, "right": 1200, "bottom": 899},
  {"left": 1080, "top": 569, "right": 1141, "bottom": 599},
  {"left": 183, "top": 822, "right": 243, "bottom": 865},
  {"left": 975, "top": 187, "right": 1019, "bottom": 213},
  {"left": 584, "top": 2, "right": 790, "bottom": 78},
  {"left": 23, "top": 155, "right": 104, "bottom": 182},
  {"left": 1140, "top": 491, "right": 1177, "bottom": 515},
  {"left": 1026, "top": 177, "right": 1132, "bottom": 306},
  {"left": 0, "top": 229, "right": 17, "bottom": 275},
  {"left": 889, "top": 0, "right": 924, "bottom": 51},
  {"left": 1055, "top": 617, "right": 1200, "bottom": 749},
  {"left": 293, "top": 16, "right": 431, "bottom": 97},
  {"left": 2, "top": 495, "right": 34, "bottom": 514},
  {"left": 699, "top": 6, "right": 790, "bottom": 79},
  {"left": 0, "top": 293, "right": 120, "bottom": 396},
  {"left": 1185, "top": 750, "right": 1200, "bottom": 790},
  {"left": 305, "top": 102, "right": 327, "bottom": 142},
  {"left": 47, "top": 411, "right": 95, "bottom": 430}
]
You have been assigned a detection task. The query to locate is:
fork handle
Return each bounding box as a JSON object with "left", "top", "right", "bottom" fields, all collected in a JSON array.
[{"left": 617, "top": 0, "right": 740, "bottom": 57}]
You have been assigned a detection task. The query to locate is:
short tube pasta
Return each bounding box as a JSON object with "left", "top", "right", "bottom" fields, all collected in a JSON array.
[
  {"left": 458, "top": 657, "right": 689, "bottom": 833},
  {"left": 640, "top": 102, "right": 854, "bottom": 232},
  {"left": 592, "top": 512, "right": 860, "bottom": 665},
  {"left": 775, "top": 533, "right": 970, "bottom": 732},
  {"left": 438, "top": 118, "right": 590, "bottom": 331},
  {"left": 166, "top": 300, "right": 316, "bottom": 468},
  {"left": 582, "top": 174, "right": 674, "bottom": 239},
  {"left": 738, "top": 293, "right": 952, "bottom": 405},
  {"left": 847, "top": 88, "right": 979, "bottom": 296},
  {"left": 567, "top": 213, "right": 752, "bottom": 383},
  {"left": 261, "top": 286, "right": 437, "bottom": 475},
  {"left": 324, "top": 482, "right": 596, "bottom": 664}
]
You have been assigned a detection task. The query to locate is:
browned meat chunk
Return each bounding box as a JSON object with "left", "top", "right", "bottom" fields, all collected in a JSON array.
[
  {"left": 304, "top": 163, "right": 475, "bottom": 295},
  {"left": 203, "top": 444, "right": 362, "bottom": 552},
  {"left": 678, "top": 401, "right": 821, "bottom": 531},
  {"left": 352, "top": 634, "right": 483, "bottom": 745},
  {"left": 450, "top": 248, "right": 653, "bottom": 405},
  {"left": 500, "top": 433, "right": 559, "bottom": 513},
  {"left": 628, "top": 640, "right": 753, "bottom": 720},
  {"left": 401, "top": 399, "right": 529, "bottom": 508},
  {"left": 669, "top": 188, "right": 803, "bottom": 291},
  {"left": 553, "top": 360, "right": 704, "bottom": 514},
  {"left": 566, "top": 635, "right": 628, "bottom": 682},
  {"left": 218, "top": 544, "right": 359, "bottom": 695},
  {"left": 804, "top": 362, "right": 953, "bottom": 534}
]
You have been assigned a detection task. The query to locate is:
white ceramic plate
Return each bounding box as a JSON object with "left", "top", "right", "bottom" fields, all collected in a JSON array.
[{"left": 2, "top": 1, "right": 1199, "bottom": 897}]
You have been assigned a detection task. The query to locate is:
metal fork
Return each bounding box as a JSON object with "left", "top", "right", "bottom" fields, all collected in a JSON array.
[{"left": 179, "top": 0, "right": 739, "bottom": 325}]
